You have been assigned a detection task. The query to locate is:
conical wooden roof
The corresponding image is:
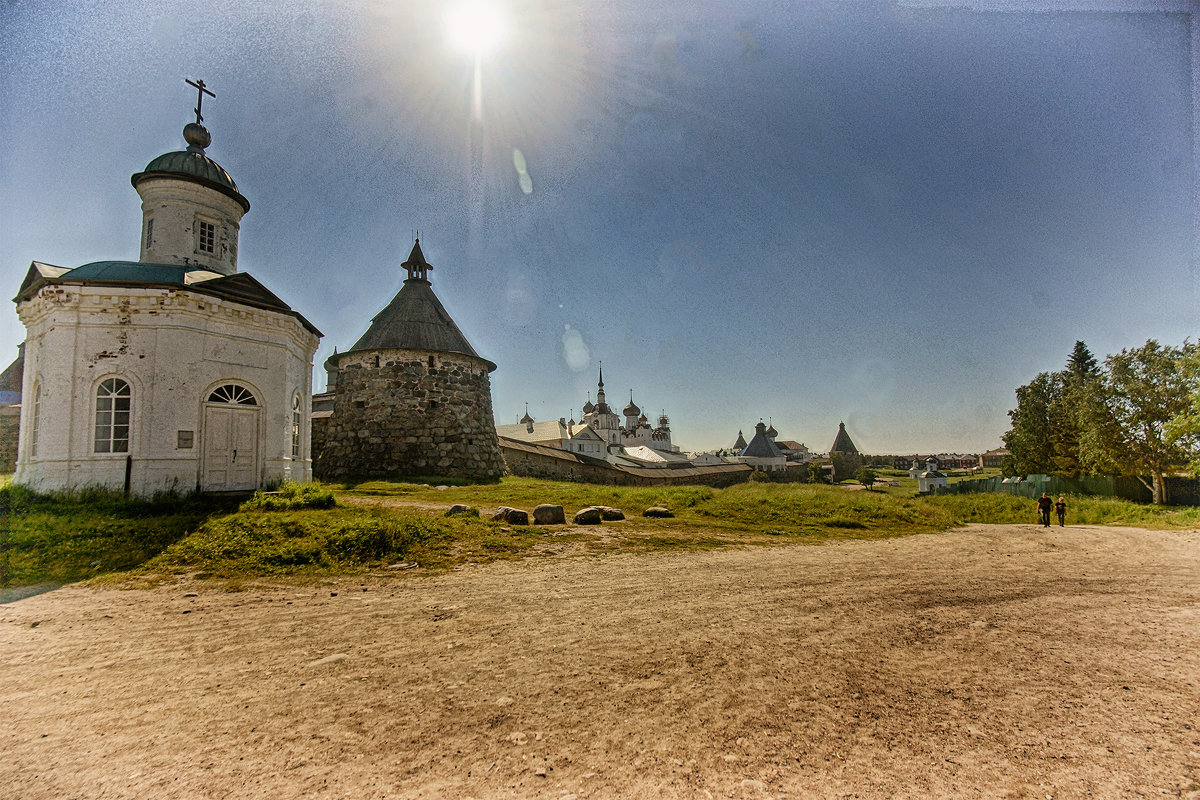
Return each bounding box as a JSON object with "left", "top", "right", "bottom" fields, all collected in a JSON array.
[
  {"left": 830, "top": 422, "right": 858, "bottom": 454},
  {"left": 341, "top": 276, "right": 494, "bottom": 371}
]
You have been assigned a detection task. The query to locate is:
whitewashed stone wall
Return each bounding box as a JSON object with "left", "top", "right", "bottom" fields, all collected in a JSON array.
[
  {"left": 137, "top": 179, "right": 245, "bottom": 275},
  {"left": 14, "top": 284, "right": 317, "bottom": 495}
]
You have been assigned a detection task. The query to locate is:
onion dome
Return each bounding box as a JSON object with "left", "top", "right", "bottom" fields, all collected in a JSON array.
[
  {"left": 131, "top": 122, "right": 249, "bottom": 213},
  {"left": 623, "top": 391, "right": 640, "bottom": 417},
  {"left": 520, "top": 410, "right": 534, "bottom": 425},
  {"left": 582, "top": 393, "right": 595, "bottom": 414},
  {"left": 766, "top": 422, "right": 778, "bottom": 439},
  {"left": 638, "top": 413, "right": 648, "bottom": 424}
]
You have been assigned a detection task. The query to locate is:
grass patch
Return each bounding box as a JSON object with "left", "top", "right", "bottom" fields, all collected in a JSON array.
[
  {"left": 923, "top": 493, "right": 1200, "bottom": 529},
  {"left": 4, "top": 476, "right": 1196, "bottom": 589},
  {"left": 0, "top": 485, "right": 239, "bottom": 587},
  {"left": 239, "top": 482, "right": 337, "bottom": 511}
]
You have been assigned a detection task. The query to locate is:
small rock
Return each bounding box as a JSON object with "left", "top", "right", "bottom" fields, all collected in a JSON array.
[
  {"left": 598, "top": 506, "right": 625, "bottom": 521},
  {"left": 492, "top": 507, "right": 529, "bottom": 525},
  {"left": 435, "top": 485, "right": 450, "bottom": 491},
  {"left": 387, "top": 562, "right": 417, "bottom": 570},
  {"left": 29, "top": 620, "right": 41, "bottom": 628},
  {"left": 573, "top": 506, "right": 603, "bottom": 525},
  {"left": 533, "top": 504, "right": 566, "bottom": 525},
  {"left": 642, "top": 506, "right": 674, "bottom": 518},
  {"left": 330, "top": 592, "right": 338, "bottom": 597},
  {"left": 306, "top": 653, "right": 349, "bottom": 668},
  {"left": 740, "top": 778, "right": 767, "bottom": 792},
  {"left": 183, "top": 593, "right": 199, "bottom": 598},
  {"left": 446, "top": 504, "right": 479, "bottom": 517}
]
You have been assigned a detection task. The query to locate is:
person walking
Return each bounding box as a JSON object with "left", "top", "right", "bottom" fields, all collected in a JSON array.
[
  {"left": 1036, "top": 492, "right": 1053, "bottom": 527},
  {"left": 1055, "top": 496, "right": 1066, "bottom": 527}
]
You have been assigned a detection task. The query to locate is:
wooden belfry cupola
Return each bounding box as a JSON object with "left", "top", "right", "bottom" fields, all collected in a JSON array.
[{"left": 402, "top": 238, "right": 432, "bottom": 282}]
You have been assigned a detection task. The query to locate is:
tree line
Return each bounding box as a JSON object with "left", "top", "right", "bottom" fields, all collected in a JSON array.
[{"left": 1003, "top": 339, "right": 1199, "bottom": 504}]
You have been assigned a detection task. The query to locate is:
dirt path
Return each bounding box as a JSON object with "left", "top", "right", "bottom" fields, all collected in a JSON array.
[{"left": 2, "top": 524, "right": 1199, "bottom": 799}]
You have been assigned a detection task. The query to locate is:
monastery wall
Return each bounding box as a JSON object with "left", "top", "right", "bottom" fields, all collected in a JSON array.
[
  {"left": 315, "top": 349, "right": 504, "bottom": 482},
  {"left": 500, "top": 438, "right": 752, "bottom": 487}
]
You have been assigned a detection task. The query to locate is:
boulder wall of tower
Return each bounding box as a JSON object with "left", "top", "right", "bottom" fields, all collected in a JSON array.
[{"left": 313, "top": 348, "right": 504, "bottom": 481}]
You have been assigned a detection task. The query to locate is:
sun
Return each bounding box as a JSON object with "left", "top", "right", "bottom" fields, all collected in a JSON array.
[{"left": 446, "top": 1, "right": 506, "bottom": 57}]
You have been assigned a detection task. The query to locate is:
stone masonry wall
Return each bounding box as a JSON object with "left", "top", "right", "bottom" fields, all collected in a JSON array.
[
  {"left": 314, "top": 349, "right": 504, "bottom": 482},
  {"left": 0, "top": 405, "right": 19, "bottom": 473}
]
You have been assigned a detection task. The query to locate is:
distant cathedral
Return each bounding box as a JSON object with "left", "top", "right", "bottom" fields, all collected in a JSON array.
[{"left": 577, "top": 365, "right": 676, "bottom": 453}]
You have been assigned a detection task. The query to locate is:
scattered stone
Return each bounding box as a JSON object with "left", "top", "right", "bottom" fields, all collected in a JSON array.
[
  {"left": 29, "top": 620, "right": 41, "bottom": 628},
  {"left": 642, "top": 506, "right": 674, "bottom": 518},
  {"left": 597, "top": 506, "right": 625, "bottom": 521},
  {"left": 492, "top": 507, "right": 529, "bottom": 525},
  {"left": 435, "top": 485, "right": 450, "bottom": 491},
  {"left": 740, "top": 778, "right": 768, "bottom": 792},
  {"left": 445, "top": 504, "right": 479, "bottom": 517},
  {"left": 306, "top": 653, "right": 349, "bottom": 668},
  {"left": 183, "top": 593, "right": 199, "bottom": 598},
  {"left": 573, "top": 507, "right": 603, "bottom": 525},
  {"left": 386, "top": 561, "right": 418, "bottom": 570},
  {"left": 533, "top": 504, "right": 566, "bottom": 525},
  {"left": 330, "top": 592, "right": 338, "bottom": 597}
]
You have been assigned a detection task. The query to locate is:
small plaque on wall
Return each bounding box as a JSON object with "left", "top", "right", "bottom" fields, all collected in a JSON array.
[{"left": 177, "top": 430, "right": 194, "bottom": 449}]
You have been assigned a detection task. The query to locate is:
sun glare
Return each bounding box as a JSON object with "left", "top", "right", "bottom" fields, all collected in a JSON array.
[{"left": 447, "top": 1, "right": 506, "bottom": 56}]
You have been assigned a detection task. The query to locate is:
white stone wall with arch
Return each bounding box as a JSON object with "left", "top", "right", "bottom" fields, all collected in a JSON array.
[{"left": 15, "top": 284, "right": 317, "bottom": 495}]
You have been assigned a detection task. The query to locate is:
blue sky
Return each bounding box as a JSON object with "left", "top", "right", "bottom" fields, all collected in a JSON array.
[{"left": 1, "top": 0, "right": 1195, "bottom": 453}]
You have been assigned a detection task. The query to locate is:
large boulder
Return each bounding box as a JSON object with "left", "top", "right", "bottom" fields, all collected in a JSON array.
[
  {"left": 492, "top": 506, "right": 529, "bottom": 525},
  {"left": 533, "top": 504, "right": 566, "bottom": 525},
  {"left": 573, "top": 506, "right": 604, "bottom": 525},
  {"left": 642, "top": 506, "right": 674, "bottom": 518}
]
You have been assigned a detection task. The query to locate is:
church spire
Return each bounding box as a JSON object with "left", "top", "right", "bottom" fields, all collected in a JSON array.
[{"left": 595, "top": 361, "right": 606, "bottom": 405}]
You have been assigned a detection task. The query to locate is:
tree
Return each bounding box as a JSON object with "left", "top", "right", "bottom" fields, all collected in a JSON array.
[
  {"left": 1084, "top": 340, "right": 1198, "bottom": 504},
  {"left": 1050, "top": 341, "right": 1101, "bottom": 477},
  {"left": 1166, "top": 346, "right": 1200, "bottom": 475},
  {"left": 1003, "top": 371, "right": 1061, "bottom": 475},
  {"left": 807, "top": 461, "right": 827, "bottom": 484},
  {"left": 855, "top": 466, "right": 876, "bottom": 490}
]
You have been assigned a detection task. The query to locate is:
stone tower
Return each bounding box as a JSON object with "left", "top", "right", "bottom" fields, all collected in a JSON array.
[
  {"left": 314, "top": 240, "right": 504, "bottom": 482},
  {"left": 828, "top": 421, "right": 862, "bottom": 481}
]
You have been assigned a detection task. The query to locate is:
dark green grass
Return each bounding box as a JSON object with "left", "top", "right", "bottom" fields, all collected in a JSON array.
[{"left": 0, "top": 485, "right": 239, "bottom": 586}]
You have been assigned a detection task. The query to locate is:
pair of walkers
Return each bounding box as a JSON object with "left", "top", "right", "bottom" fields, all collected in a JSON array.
[{"left": 1036, "top": 493, "right": 1066, "bottom": 527}]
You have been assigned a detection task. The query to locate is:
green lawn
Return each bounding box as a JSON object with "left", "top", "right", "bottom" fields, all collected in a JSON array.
[{"left": 2, "top": 476, "right": 1195, "bottom": 589}]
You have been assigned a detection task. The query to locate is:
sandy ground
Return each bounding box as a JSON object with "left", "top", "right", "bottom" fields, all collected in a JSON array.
[{"left": 2, "top": 523, "right": 1199, "bottom": 800}]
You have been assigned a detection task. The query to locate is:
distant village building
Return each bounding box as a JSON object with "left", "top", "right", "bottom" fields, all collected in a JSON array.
[
  {"left": 9, "top": 83, "right": 320, "bottom": 494},
  {"left": 313, "top": 240, "right": 504, "bottom": 482},
  {"left": 979, "top": 447, "right": 1009, "bottom": 468},
  {"left": 918, "top": 457, "right": 948, "bottom": 493}
]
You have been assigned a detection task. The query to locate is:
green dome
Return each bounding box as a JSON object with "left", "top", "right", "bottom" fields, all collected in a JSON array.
[{"left": 131, "top": 149, "right": 249, "bottom": 213}]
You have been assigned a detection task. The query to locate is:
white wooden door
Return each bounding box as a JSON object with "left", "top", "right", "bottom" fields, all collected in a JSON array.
[{"left": 202, "top": 405, "right": 260, "bottom": 491}]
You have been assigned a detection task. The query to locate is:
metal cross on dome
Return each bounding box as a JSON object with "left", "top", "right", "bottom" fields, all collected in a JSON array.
[{"left": 185, "top": 78, "right": 216, "bottom": 124}]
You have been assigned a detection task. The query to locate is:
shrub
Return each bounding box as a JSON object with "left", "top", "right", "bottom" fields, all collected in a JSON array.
[{"left": 240, "top": 482, "right": 336, "bottom": 511}]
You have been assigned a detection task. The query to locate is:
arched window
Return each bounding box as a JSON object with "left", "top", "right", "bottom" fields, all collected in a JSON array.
[
  {"left": 208, "top": 384, "right": 257, "bottom": 405},
  {"left": 291, "top": 394, "right": 302, "bottom": 459},
  {"left": 95, "top": 378, "right": 131, "bottom": 453},
  {"left": 29, "top": 382, "right": 41, "bottom": 457}
]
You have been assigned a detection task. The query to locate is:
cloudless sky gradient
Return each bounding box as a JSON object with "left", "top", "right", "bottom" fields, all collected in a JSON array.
[{"left": 1, "top": 0, "right": 1195, "bottom": 453}]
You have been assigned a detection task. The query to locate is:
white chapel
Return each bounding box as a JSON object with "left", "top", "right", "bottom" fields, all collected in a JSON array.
[{"left": 12, "top": 81, "right": 321, "bottom": 495}]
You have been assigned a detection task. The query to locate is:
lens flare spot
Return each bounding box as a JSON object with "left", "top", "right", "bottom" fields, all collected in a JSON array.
[
  {"left": 519, "top": 173, "right": 533, "bottom": 194},
  {"left": 562, "top": 325, "right": 591, "bottom": 372}
]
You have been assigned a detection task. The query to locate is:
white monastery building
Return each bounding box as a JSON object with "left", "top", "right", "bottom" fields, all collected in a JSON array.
[{"left": 12, "top": 81, "right": 320, "bottom": 495}]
